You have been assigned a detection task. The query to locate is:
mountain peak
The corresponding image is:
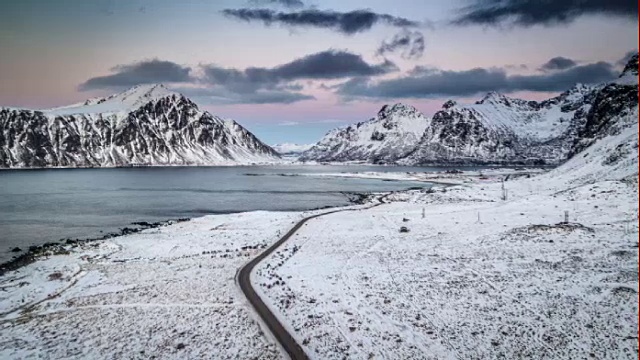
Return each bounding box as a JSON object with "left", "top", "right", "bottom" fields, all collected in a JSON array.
[
  {"left": 378, "top": 103, "right": 418, "bottom": 117},
  {"left": 47, "top": 84, "right": 182, "bottom": 116},
  {"left": 111, "top": 83, "right": 177, "bottom": 103},
  {"left": 477, "top": 91, "right": 508, "bottom": 104},
  {"left": 621, "top": 53, "right": 638, "bottom": 77},
  {"left": 612, "top": 52, "right": 638, "bottom": 86},
  {"left": 442, "top": 100, "right": 457, "bottom": 109}
]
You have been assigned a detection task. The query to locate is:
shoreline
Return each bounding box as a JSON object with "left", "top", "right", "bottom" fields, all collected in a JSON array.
[
  {"left": 0, "top": 166, "right": 537, "bottom": 277},
  {"left": 0, "top": 168, "right": 514, "bottom": 276},
  {"left": 0, "top": 218, "right": 191, "bottom": 277},
  {"left": 0, "top": 166, "right": 636, "bottom": 358},
  {"left": 0, "top": 162, "right": 556, "bottom": 172},
  {"left": 0, "top": 191, "right": 377, "bottom": 277}
]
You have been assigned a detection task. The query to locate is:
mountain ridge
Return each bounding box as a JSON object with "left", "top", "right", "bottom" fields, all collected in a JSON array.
[
  {"left": 299, "top": 102, "right": 429, "bottom": 163},
  {"left": 301, "top": 54, "right": 638, "bottom": 166},
  {"left": 0, "top": 84, "right": 280, "bottom": 168}
]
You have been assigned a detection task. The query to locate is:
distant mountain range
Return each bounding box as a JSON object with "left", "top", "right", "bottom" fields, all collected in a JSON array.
[
  {"left": 301, "top": 54, "right": 638, "bottom": 166},
  {"left": 0, "top": 84, "right": 280, "bottom": 168},
  {"left": 271, "top": 143, "right": 314, "bottom": 156},
  {"left": 2, "top": 54, "right": 637, "bottom": 169}
]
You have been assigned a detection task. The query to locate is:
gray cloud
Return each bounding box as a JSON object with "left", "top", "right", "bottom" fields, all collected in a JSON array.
[
  {"left": 222, "top": 8, "right": 419, "bottom": 34},
  {"left": 78, "top": 51, "right": 392, "bottom": 105},
  {"left": 376, "top": 29, "right": 425, "bottom": 59},
  {"left": 202, "top": 50, "right": 397, "bottom": 92},
  {"left": 617, "top": 50, "right": 639, "bottom": 66},
  {"left": 178, "top": 86, "right": 315, "bottom": 105},
  {"left": 539, "top": 56, "right": 578, "bottom": 71},
  {"left": 190, "top": 50, "right": 393, "bottom": 105},
  {"left": 191, "top": 89, "right": 315, "bottom": 105},
  {"left": 79, "top": 59, "right": 193, "bottom": 91},
  {"left": 248, "top": 0, "right": 304, "bottom": 8},
  {"left": 505, "top": 63, "right": 528, "bottom": 70},
  {"left": 337, "top": 61, "right": 618, "bottom": 100},
  {"left": 453, "top": 0, "right": 638, "bottom": 27}
]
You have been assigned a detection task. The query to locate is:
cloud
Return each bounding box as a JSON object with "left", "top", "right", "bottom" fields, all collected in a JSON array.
[
  {"left": 79, "top": 59, "right": 192, "bottom": 91},
  {"left": 376, "top": 29, "right": 425, "bottom": 59},
  {"left": 248, "top": 0, "right": 304, "bottom": 8},
  {"left": 177, "top": 86, "right": 315, "bottom": 105},
  {"left": 504, "top": 63, "right": 528, "bottom": 70},
  {"left": 277, "top": 121, "right": 301, "bottom": 126},
  {"left": 539, "top": 56, "right": 578, "bottom": 71},
  {"left": 78, "top": 50, "right": 395, "bottom": 104},
  {"left": 221, "top": 8, "right": 419, "bottom": 34},
  {"left": 453, "top": 0, "right": 638, "bottom": 27},
  {"left": 617, "top": 50, "right": 639, "bottom": 66},
  {"left": 337, "top": 61, "right": 618, "bottom": 100},
  {"left": 201, "top": 50, "right": 397, "bottom": 91},
  {"left": 195, "top": 50, "right": 394, "bottom": 104},
  {"left": 236, "top": 91, "right": 314, "bottom": 104}
]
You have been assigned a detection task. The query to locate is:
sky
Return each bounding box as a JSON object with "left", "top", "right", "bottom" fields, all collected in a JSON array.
[{"left": 0, "top": 0, "right": 637, "bottom": 144}]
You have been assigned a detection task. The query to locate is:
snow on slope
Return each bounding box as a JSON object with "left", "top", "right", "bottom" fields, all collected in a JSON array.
[
  {"left": 299, "top": 103, "right": 428, "bottom": 163},
  {"left": 301, "top": 80, "right": 612, "bottom": 166},
  {"left": 469, "top": 86, "right": 593, "bottom": 140},
  {"left": 0, "top": 211, "right": 309, "bottom": 358},
  {"left": 46, "top": 84, "right": 179, "bottom": 116},
  {"left": 271, "top": 143, "right": 314, "bottom": 155},
  {"left": 250, "top": 55, "right": 638, "bottom": 359},
  {"left": 252, "top": 78, "right": 638, "bottom": 359},
  {"left": 0, "top": 84, "right": 280, "bottom": 168}
]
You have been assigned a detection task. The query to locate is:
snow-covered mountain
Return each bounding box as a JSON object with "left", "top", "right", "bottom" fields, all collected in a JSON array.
[
  {"left": 299, "top": 103, "right": 428, "bottom": 163},
  {"left": 0, "top": 84, "right": 280, "bottom": 168},
  {"left": 301, "top": 54, "right": 638, "bottom": 166},
  {"left": 271, "top": 143, "right": 314, "bottom": 155},
  {"left": 534, "top": 56, "right": 638, "bottom": 186},
  {"left": 401, "top": 85, "right": 597, "bottom": 165}
]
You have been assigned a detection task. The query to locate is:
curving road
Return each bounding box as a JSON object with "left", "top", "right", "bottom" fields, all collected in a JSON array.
[{"left": 237, "top": 197, "right": 386, "bottom": 360}]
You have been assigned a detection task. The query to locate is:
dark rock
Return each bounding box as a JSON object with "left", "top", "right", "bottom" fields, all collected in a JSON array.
[{"left": 0, "top": 87, "right": 279, "bottom": 169}]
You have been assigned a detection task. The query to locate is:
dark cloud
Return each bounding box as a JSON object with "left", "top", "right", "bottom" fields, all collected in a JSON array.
[
  {"left": 177, "top": 86, "right": 315, "bottom": 105},
  {"left": 504, "top": 63, "right": 528, "bottom": 70},
  {"left": 539, "top": 56, "right": 578, "bottom": 71},
  {"left": 337, "top": 61, "right": 618, "bottom": 99},
  {"left": 376, "top": 30, "right": 425, "bottom": 59},
  {"left": 193, "top": 50, "right": 393, "bottom": 104},
  {"left": 221, "top": 8, "right": 419, "bottom": 34},
  {"left": 79, "top": 59, "right": 192, "bottom": 91},
  {"left": 272, "top": 50, "right": 397, "bottom": 78},
  {"left": 453, "top": 0, "right": 638, "bottom": 27},
  {"left": 248, "top": 0, "right": 304, "bottom": 8},
  {"left": 509, "top": 62, "right": 617, "bottom": 91},
  {"left": 201, "top": 50, "right": 397, "bottom": 91}
]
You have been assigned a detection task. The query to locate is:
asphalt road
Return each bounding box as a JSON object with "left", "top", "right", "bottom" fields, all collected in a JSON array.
[{"left": 237, "top": 197, "right": 385, "bottom": 360}]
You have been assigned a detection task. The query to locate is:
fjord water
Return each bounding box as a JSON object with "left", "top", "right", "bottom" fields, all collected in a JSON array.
[{"left": 0, "top": 165, "right": 448, "bottom": 261}]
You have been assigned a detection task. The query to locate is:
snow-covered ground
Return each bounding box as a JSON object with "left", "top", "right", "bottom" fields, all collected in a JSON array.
[
  {"left": 253, "top": 181, "right": 638, "bottom": 359},
  {"left": 252, "top": 123, "right": 639, "bottom": 359},
  {"left": 0, "top": 211, "right": 313, "bottom": 359},
  {"left": 0, "top": 117, "right": 637, "bottom": 358},
  {"left": 271, "top": 167, "right": 548, "bottom": 185},
  {"left": 271, "top": 143, "right": 314, "bottom": 155}
]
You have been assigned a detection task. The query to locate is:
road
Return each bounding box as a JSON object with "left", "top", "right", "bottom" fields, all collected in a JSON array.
[{"left": 237, "top": 197, "right": 385, "bottom": 360}]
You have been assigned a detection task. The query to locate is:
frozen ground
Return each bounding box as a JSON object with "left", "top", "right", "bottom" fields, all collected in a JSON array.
[
  {"left": 275, "top": 167, "right": 547, "bottom": 185},
  {"left": 253, "top": 125, "right": 639, "bottom": 359},
  {"left": 0, "top": 124, "right": 637, "bottom": 359},
  {"left": 254, "top": 180, "right": 638, "bottom": 359},
  {"left": 0, "top": 211, "right": 314, "bottom": 359}
]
